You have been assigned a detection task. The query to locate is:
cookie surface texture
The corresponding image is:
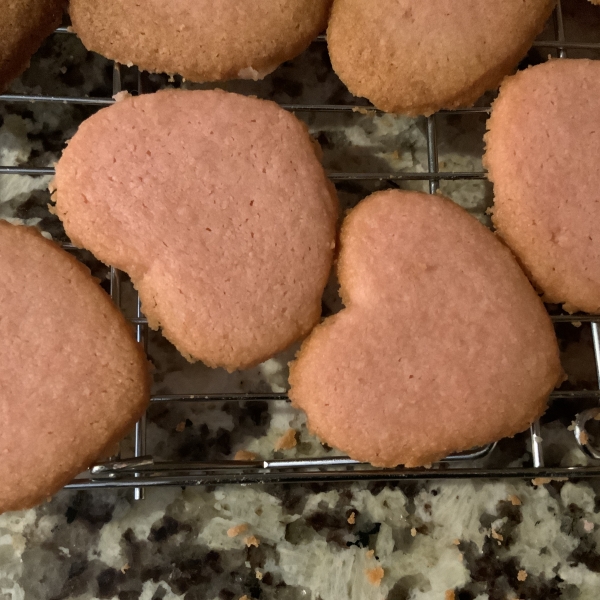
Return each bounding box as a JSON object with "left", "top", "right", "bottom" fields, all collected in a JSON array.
[
  {"left": 69, "top": 0, "right": 331, "bottom": 82},
  {"left": 0, "top": 0, "right": 66, "bottom": 92},
  {"left": 0, "top": 222, "right": 149, "bottom": 513},
  {"left": 289, "top": 190, "right": 562, "bottom": 468},
  {"left": 327, "top": 0, "right": 555, "bottom": 115},
  {"left": 485, "top": 59, "right": 600, "bottom": 313},
  {"left": 54, "top": 89, "right": 338, "bottom": 372}
]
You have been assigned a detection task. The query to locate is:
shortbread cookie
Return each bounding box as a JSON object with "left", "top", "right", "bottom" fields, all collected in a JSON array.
[
  {"left": 289, "top": 190, "right": 562, "bottom": 468},
  {"left": 53, "top": 89, "right": 338, "bottom": 372},
  {"left": 485, "top": 59, "right": 600, "bottom": 313},
  {"left": 0, "top": 0, "right": 66, "bottom": 92},
  {"left": 69, "top": 0, "right": 331, "bottom": 82},
  {"left": 327, "top": 0, "right": 556, "bottom": 115},
  {"left": 0, "top": 221, "right": 149, "bottom": 513}
]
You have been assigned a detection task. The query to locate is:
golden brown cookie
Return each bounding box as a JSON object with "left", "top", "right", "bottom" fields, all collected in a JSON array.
[
  {"left": 0, "top": 0, "right": 66, "bottom": 92},
  {"left": 327, "top": 0, "right": 556, "bottom": 115},
  {"left": 53, "top": 89, "right": 338, "bottom": 372},
  {"left": 289, "top": 190, "right": 562, "bottom": 468},
  {"left": 0, "top": 221, "right": 150, "bottom": 513},
  {"left": 485, "top": 59, "right": 600, "bottom": 313},
  {"left": 69, "top": 0, "right": 331, "bottom": 82}
]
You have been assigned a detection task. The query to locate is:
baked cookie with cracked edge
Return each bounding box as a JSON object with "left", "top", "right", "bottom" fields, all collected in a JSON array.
[
  {"left": 0, "top": 0, "right": 66, "bottom": 92},
  {"left": 53, "top": 89, "right": 338, "bottom": 372},
  {"left": 289, "top": 190, "right": 562, "bottom": 468},
  {"left": 327, "top": 0, "right": 556, "bottom": 115},
  {"left": 0, "top": 221, "right": 150, "bottom": 514},
  {"left": 69, "top": 0, "right": 332, "bottom": 82},
  {"left": 485, "top": 59, "right": 600, "bottom": 313}
]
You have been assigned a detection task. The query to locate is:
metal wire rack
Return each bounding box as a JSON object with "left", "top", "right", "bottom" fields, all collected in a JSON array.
[{"left": 4, "top": 1, "right": 600, "bottom": 495}]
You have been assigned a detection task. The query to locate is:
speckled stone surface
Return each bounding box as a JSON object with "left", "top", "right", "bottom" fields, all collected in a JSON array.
[{"left": 2, "top": 2, "right": 600, "bottom": 599}]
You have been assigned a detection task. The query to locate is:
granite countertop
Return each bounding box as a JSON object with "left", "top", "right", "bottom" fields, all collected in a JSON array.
[{"left": 2, "top": 2, "right": 600, "bottom": 599}]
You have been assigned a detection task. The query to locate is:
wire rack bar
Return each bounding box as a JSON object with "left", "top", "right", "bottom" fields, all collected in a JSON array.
[
  {"left": 145, "top": 390, "right": 600, "bottom": 404},
  {"left": 63, "top": 465, "right": 600, "bottom": 489}
]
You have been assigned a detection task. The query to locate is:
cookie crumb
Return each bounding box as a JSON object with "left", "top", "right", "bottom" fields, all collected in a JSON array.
[
  {"left": 120, "top": 563, "right": 130, "bottom": 574},
  {"left": 411, "top": 528, "right": 417, "bottom": 537},
  {"left": 532, "top": 477, "right": 568, "bottom": 486},
  {"left": 445, "top": 591, "right": 456, "bottom": 600},
  {"left": 112, "top": 91, "right": 131, "bottom": 102},
  {"left": 275, "top": 429, "right": 297, "bottom": 450},
  {"left": 583, "top": 519, "right": 595, "bottom": 533},
  {"left": 517, "top": 569, "right": 527, "bottom": 582},
  {"left": 365, "top": 549, "right": 374, "bottom": 558},
  {"left": 227, "top": 523, "right": 249, "bottom": 538},
  {"left": 509, "top": 495, "right": 522, "bottom": 506},
  {"left": 255, "top": 569, "right": 263, "bottom": 580},
  {"left": 234, "top": 450, "right": 258, "bottom": 461},
  {"left": 347, "top": 511, "right": 356, "bottom": 525},
  {"left": 491, "top": 529, "right": 503, "bottom": 542},
  {"left": 452, "top": 539, "right": 460, "bottom": 546},
  {"left": 244, "top": 535, "right": 260, "bottom": 547},
  {"left": 175, "top": 421, "right": 186, "bottom": 432},
  {"left": 365, "top": 566, "right": 384, "bottom": 586}
]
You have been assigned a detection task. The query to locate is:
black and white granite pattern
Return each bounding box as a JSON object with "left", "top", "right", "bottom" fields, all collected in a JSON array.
[{"left": 2, "top": 1, "right": 600, "bottom": 598}]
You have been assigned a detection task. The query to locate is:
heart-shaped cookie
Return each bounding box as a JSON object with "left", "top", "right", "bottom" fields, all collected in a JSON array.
[
  {"left": 53, "top": 89, "right": 338, "bottom": 372},
  {"left": 485, "top": 59, "right": 600, "bottom": 313},
  {"left": 69, "top": 0, "right": 332, "bottom": 83},
  {"left": 0, "top": 222, "right": 149, "bottom": 513},
  {"left": 289, "top": 190, "right": 562, "bottom": 467}
]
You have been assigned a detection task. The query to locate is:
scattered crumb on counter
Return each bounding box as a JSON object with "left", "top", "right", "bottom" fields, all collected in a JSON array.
[
  {"left": 452, "top": 539, "right": 460, "bottom": 546},
  {"left": 509, "top": 495, "right": 522, "bottom": 506},
  {"left": 532, "top": 477, "right": 568, "bottom": 486},
  {"left": 491, "top": 529, "right": 503, "bottom": 543},
  {"left": 175, "top": 421, "right": 186, "bottom": 432},
  {"left": 234, "top": 450, "right": 258, "bottom": 461},
  {"left": 347, "top": 512, "right": 356, "bottom": 525},
  {"left": 445, "top": 591, "right": 456, "bottom": 600},
  {"left": 583, "top": 519, "right": 595, "bottom": 533},
  {"left": 365, "top": 549, "right": 374, "bottom": 559},
  {"left": 275, "top": 429, "right": 297, "bottom": 450},
  {"left": 365, "top": 566, "right": 384, "bottom": 586},
  {"left": 120, "top": 563, "right": 130, "bottom": 574},
  {"left": 244, "top": 535, "right": 260, "bottom": 547},
  {"left": 411, "top": 528, "right": 417, "bottom": 537},
  {"left": 517, "top": 569, "right": 528, "bottom": 582},
  {"left": 255, "top": 569, "right": 263, "bottom": 580},
  {"left": 227, "top": 523, "right": 249, "bottom": 538}
]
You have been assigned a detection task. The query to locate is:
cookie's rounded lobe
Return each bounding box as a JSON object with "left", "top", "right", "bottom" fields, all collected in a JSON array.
[
  {"left": 69, "top": 0, "right": 332, "bottom": 82},
  {"left": 327, "top": 0, "right": 555, "bottom": 115},
  {"left": 485, "top": 59, "right": 600, "bottom": 313},
  {"left": 0, "top": 222, "right": 150, "bottom": 513},
  {"left": 0, "top": 0, "right": 67, "bottom": 92}
]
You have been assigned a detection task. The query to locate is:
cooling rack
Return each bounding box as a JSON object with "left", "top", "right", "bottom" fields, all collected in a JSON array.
[{"left": 3, "top": 1, "right": 600, "bottom": 499}]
